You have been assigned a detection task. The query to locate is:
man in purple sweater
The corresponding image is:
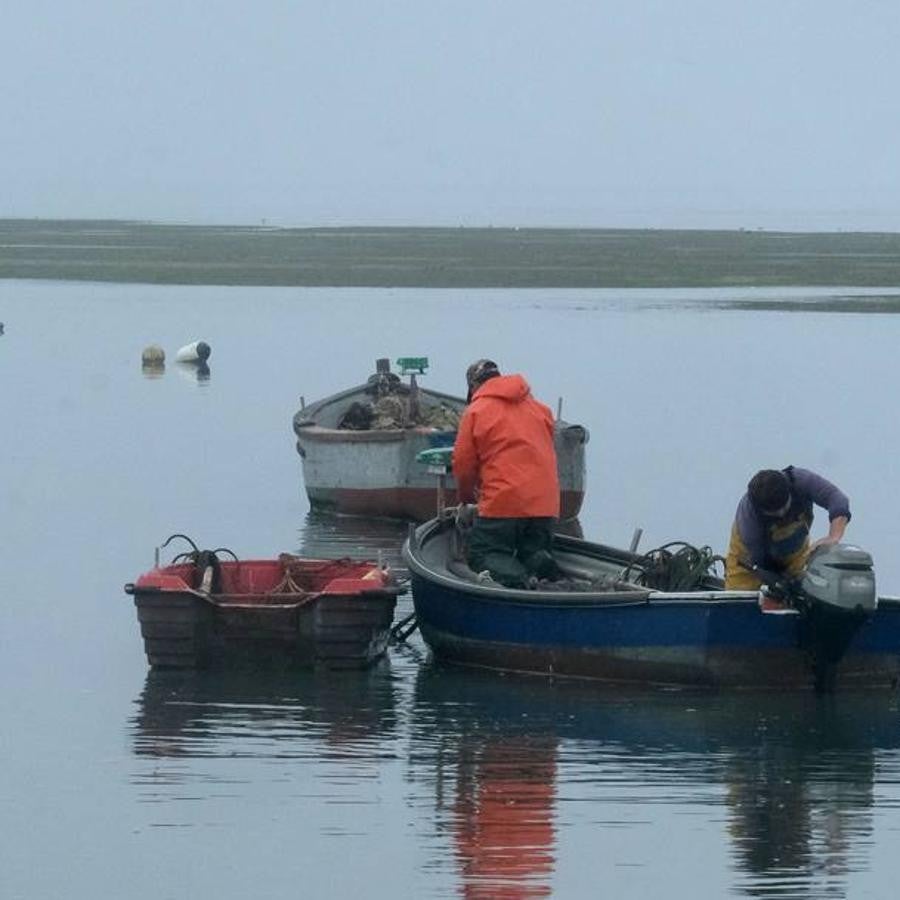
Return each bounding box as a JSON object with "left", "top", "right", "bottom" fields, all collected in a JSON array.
[{"left": 725, "top": 466, "right": 851, "bottom": 590}]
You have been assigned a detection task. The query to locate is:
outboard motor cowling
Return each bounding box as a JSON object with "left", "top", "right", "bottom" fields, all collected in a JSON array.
[
  {"left": 800, "top": 543, "right": 876, "bottom": 614},
  {"left": 797, "top": 543, "right": 876, "bottom": 692}
]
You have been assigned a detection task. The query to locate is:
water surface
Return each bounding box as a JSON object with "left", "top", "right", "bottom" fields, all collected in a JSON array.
[{"left": 2, "top": 280, "right": 900, "bottom": 898}]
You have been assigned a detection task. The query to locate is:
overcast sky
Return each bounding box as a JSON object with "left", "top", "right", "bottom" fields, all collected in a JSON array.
[{"left": 4, "top": 1, "right": 900, "bottom": 229}]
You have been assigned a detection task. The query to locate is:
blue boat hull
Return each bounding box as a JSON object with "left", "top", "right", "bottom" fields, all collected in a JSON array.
[{"left": 405, "top": 520, "right": 900, "bottom": 690}]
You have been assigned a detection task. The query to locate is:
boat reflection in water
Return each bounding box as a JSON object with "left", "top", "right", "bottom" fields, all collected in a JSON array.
[
  {"left": 296, "top": 508, "right": 410, "bottom": 572},
  {"left": 131, "top": 665, "right": 399, "bottom": 761},
  {"left": 409, "top": 664, "right": 898, "bottom": 898}
]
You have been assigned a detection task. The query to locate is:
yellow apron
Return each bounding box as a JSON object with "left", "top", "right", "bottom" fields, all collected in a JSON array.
[{"left": 725, "top": 513, "right": 811, "bottom": 590}]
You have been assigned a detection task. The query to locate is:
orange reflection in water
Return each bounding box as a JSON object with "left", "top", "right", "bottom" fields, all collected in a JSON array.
[{"left": 452, "top": 737, "right": 557, "bottom": 899}]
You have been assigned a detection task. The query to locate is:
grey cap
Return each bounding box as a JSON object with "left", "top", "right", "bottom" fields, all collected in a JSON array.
[{"left": 465, "top": 358, "right": 500, "bottom": 389}]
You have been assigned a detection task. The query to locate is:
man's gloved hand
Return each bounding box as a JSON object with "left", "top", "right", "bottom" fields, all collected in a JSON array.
[{"left": 455, "top": 503, "right": 477, "bottom": 529}]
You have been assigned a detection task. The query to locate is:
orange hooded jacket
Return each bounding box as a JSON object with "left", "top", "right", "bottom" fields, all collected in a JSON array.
[{"left": 452, "top": 374, "right": 560, "bottom": 519}]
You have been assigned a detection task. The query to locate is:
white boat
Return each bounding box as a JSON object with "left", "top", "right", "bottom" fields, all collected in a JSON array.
[{"left": 292, "top": 358, "right": 589, "bottom": 521}]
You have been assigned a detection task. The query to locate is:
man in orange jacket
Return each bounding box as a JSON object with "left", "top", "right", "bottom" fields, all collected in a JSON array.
[{"left": 452, "top": 359, "right": 561, "bottom": 588}]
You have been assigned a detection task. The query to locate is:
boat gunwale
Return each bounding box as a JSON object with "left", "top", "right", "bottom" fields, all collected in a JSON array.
[
  {"left": 295, "top": 382, "right": 467, "bottom": 426},
  {"left": 293, "top": 381, "right": 582, "bottom": 437},
  {"left": 403, "top": 518, "right": 761, "bottom": 608},
  {"left": 295, "top": 425, "right": 456, "bottom": 444},
  {"left": 130, "top": 557, "right": 400, "bottom": 604}
]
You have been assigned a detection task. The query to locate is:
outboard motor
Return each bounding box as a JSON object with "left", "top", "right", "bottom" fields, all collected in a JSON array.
[{"left": 797, "top": 543, "right": 876, "bottom": 691}]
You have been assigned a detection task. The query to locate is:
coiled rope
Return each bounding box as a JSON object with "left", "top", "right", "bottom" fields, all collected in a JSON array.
[{"left": 621, "top": 541, "right": 725, "bottom": 591}]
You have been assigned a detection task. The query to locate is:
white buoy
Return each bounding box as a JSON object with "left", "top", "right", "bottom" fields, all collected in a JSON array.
[{"left": 175, "top": 341, "right": 211, "bottom": 363}]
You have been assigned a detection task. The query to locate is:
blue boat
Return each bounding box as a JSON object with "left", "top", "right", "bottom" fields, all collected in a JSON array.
[{"left": 402, "top": 514, "right": 900, "bottom": 691}]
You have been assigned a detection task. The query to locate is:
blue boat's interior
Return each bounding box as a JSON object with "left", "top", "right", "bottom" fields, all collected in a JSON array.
[{"left": 410, "top": 517, "right": 730, "bottom": 600}]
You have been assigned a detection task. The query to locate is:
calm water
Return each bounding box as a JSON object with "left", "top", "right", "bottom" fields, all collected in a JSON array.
[{"left": 3, "top": 280, "right": 900, "bottom": 898}]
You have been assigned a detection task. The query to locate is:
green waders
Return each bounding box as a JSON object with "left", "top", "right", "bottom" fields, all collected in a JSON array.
[{"left": 467, "top": 517, "right": 560, "bottom": 588}]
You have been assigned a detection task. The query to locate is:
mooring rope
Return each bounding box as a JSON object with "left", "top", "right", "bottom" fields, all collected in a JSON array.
[{"left": 390, "top": 611, "right": 418, "bottom": 643}]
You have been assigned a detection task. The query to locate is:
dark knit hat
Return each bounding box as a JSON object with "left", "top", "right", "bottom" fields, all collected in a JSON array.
[
  {"left": 748, "top": 469, "right": 791, "bottom": 515},
  {"left": 465, "top": 360, "right": 500, "bottom": 401}
]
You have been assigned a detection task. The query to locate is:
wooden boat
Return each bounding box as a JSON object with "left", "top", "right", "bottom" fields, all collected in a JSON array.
[
  {"left": 403, "top": 513, "right": 900, "bottom": 691},
  {"left": 125, "top": 536, "right": 400, "bottom": 670},
  {"left": 292, "top": 358, "right": 588, "bottom": 521}
]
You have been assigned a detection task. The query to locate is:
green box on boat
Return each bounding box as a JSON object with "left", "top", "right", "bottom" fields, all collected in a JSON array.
[{"left": 416, "top": 446, "right": 454, "bottom": 471}]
